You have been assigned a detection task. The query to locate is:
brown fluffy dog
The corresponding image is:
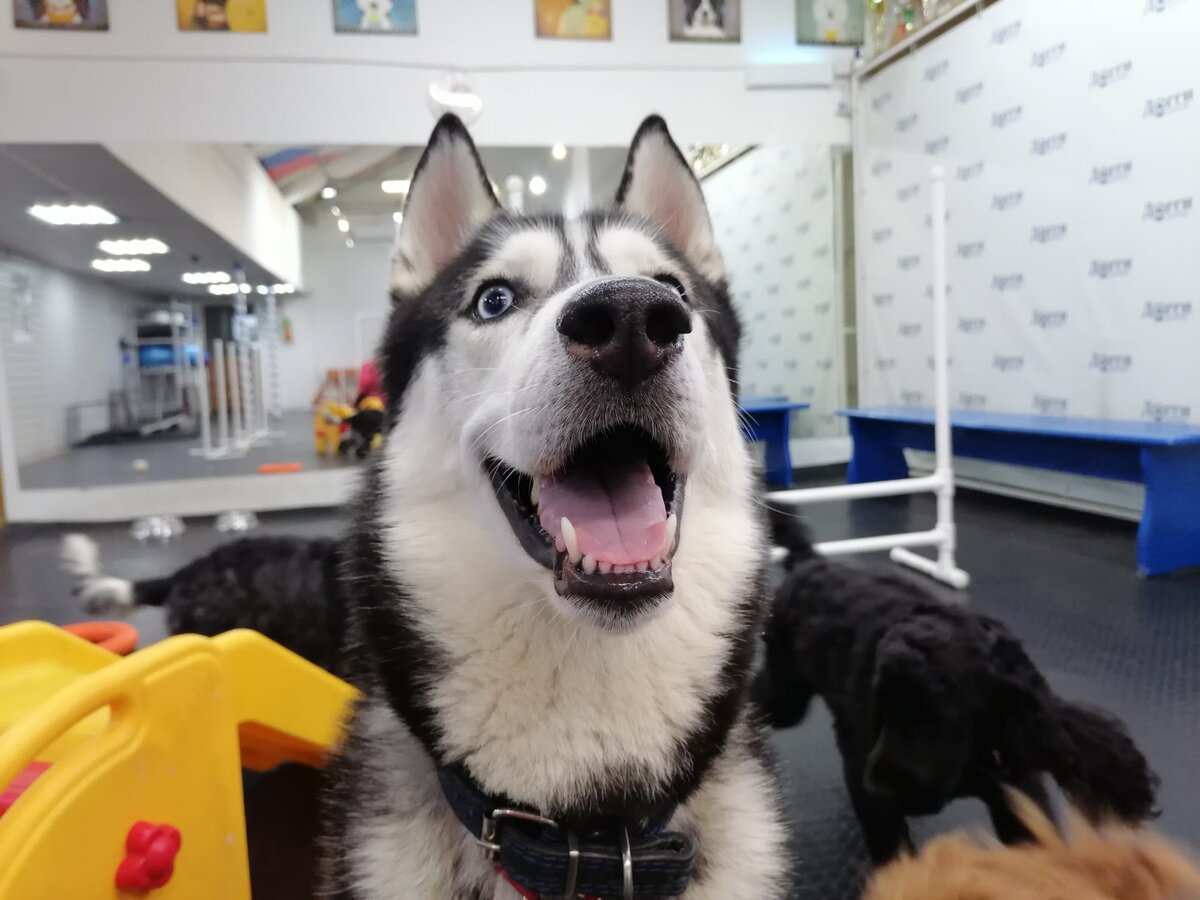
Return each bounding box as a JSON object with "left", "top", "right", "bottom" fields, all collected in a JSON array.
[{"left": 865, "top": 795, "right": 1200, "bottom": 900}]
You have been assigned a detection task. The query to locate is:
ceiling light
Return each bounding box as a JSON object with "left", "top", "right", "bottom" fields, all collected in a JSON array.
[
  {"left": 92, "top": 258, "right": 150, "bottom": 273},
  {"left": 392, "top": 211, "right": 404, "bottom": 225},
  {"left": 381, "top": 179, "right": 410, "bottom": 195},
  {"left": 98, "top": 238, "right": 168, "bottom": 255},
  {"left": 29, "top": 204, "right": 118, "bottom": 226},
  {"left": 271, "top": 283, "right": 295, "bottom": 294},
  {"left": 208, "top": 283, "right": 239, "bottom": 295},
  {"left": 330, "top": 205, "right": 341, "bottom": 217},
  {"left": 528, "top": 175, "right": 547, "bottom": 196},
  {"left": 256, "top": 285, "right": 269, "bottom": 295},
  {"left": 346, "top": 238, "right": 355, "bottom": 249},
  {"left": 337, "top": 218, "right": 350, "bottom": 233},
  {"left": 551, "top": 143, "right": 568, "bottom": 161},
  {"left": 321, "top": 185, "right": 338, "bottom": 200},
  {"left": 239, "top": 284, "right": 251, "bottom": 294},
  {"left": 182, "top": 271, "right": 230, "bottom": 285}
]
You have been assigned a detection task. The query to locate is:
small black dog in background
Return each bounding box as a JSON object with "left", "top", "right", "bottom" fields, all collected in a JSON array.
[
  {"left": 62, "top": 533, "right": 346, "bottom": 674},
  {"left": 756, "top": 509, "right": 1160, "bottom": 866}
]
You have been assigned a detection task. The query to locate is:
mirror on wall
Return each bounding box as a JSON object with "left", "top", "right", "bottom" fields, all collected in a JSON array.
[{"left": 0, "top": 140, "right": 851, "bottom": 506}]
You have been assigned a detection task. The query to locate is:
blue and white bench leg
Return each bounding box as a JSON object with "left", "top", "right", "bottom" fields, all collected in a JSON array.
[
  {"left": 1138, "top": 445, "right": 1200, "bottom": 577},
  {"left": 762, "top": 413, "right": 794, "bottom": 488},
  {"left": 846, "top": 420, "right": 911, "bottom": 484}
]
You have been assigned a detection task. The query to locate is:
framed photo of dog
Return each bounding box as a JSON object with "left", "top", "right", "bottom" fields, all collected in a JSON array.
[
  {"left": 795, "top": 0, "right": 865, "bottom": 46},
  {"left": 669, "top": 0, "right": 741, "bottom": 43},
  {"left": 333, "top": 0, "right": 417, "bottom": 34},
  {"left": 14, "top": 0, "right": 108, "bottom": 29}
]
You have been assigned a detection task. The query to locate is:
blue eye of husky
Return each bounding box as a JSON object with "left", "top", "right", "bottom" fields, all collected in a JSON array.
[{"left": 474, "top": 281, "right": 516, "bottom": 321}]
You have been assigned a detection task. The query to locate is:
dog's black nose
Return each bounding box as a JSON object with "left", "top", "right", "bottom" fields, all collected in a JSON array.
[{"left": 557, "top": 277, "right": 692, "bottom": 388}]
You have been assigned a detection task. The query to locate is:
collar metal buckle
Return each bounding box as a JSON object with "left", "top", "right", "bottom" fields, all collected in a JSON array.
[{"left": 478, "top": 808, "right": 582, "bottom": 897}]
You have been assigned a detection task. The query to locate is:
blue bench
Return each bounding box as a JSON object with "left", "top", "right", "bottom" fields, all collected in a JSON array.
[
  {"left": 739, "top": 397, "right": 811, "bottom": 488},
  {"left": 843, "top": 406, "right": 1200, "bottom": 576}
]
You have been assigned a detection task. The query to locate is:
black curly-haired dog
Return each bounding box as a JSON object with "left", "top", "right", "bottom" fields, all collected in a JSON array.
[
  {"left": 756, "top": 509, "right": 1160, "bottom": 867},
  {"left": 62, "top": 533, "right": 346, "bottom": 674}
]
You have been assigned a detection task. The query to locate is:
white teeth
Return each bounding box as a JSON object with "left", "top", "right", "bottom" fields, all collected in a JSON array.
[
  {"left": 635, "top": 560, "right": 648, "bottom": 572},
  {"left": 582, "top": 555, "right": 597, "bottom": 574},
  {"left": 661, "top": 514, "right": 678, "bottom": 558},
  {"left": 650, "top": 556, "right": 664, "bottom": 570},
  {"left": 616, "top": 564, "right": 635, "bottom": 574},
  {"left": 530, "top": 479, "right": 539, "bottom": 507},
  {"left": 561, "top": 517, "right": 581, "bottom": 564},
  {"left": 598, "top": 561, "right": 613, "bottom": 574}
]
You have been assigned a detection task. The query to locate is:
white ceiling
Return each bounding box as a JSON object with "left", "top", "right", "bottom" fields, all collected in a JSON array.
[
  {"left": 0, "top": 145, "right": 284, "bottom": 299},
  {"left": 297, "top": 144, "right": 631, "bottom": 251}
]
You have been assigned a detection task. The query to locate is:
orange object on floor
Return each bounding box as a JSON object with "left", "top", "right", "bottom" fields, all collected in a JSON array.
[
  {"left": 61, "top": 622, "right": 138, "bottom": 656},
  {"left": 258, "top": 462, "right": 304, "bottom": 475}
]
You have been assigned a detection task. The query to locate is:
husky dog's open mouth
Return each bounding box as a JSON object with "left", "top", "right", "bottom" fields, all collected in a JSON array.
[{"left": 487, "top": 422, "right": 683, "bottom": 613}]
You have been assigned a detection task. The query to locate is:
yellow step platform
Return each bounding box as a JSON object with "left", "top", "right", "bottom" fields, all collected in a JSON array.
[{"left": 0, "top": 621, "right": 357, "bottom": 900}]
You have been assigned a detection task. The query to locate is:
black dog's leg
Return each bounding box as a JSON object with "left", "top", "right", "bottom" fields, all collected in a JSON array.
[
  {"left": 980, "top": 773, "right": 1054, "bottom": 845},
  {"left": 844, "top": 765, "right": 912, "bottom": 866}
]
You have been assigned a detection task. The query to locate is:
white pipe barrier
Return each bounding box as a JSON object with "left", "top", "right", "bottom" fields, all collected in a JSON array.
[
  {"left": 767, "top": 167, "right": 971, "bottom": 591},
  {"left": 253, "top": 344, "right": 268, "bottom": 436},
  {"left": 192, "top": 339, "right": 279, "bottom": 460},
  {"left": 214, "top": 340, "right": 229, "bottom": 453},
  {"left": 238, "top": 343, "right": 255, "bottom": 447},
  {"left": 227, "top": 346, "right": 244, "bottom": 448}
]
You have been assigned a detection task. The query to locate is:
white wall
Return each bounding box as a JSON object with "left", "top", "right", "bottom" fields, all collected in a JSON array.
[
  {"left": 0, "top": 0, "right": 851, "bottom": 147},
  {"left": 853, "top": 0, "right": 1199, "bottom": 516},
  {"left": 856, "top": 0, "right": 1199, "bottom": 425},
  {"left": 276, "top": 225, "right": 392, "bottom": 410},
  {"left": 704, "top": 146, "right": 844, "bottom": 438},
  {"left": 0, "top": 254, "right": 138, "bottom": 463},
  {"left": 105, "top": 143, "right": 303, "bottom": 287}
]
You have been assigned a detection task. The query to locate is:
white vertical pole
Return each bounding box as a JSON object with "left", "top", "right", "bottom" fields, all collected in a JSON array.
[
  {"left": 227, "top": 344, "right": 243, "bottom": 446},
  {"left": 253, "top": 343, "right": 268, "bottom": 435},
  {"left": 170, "top": 298, "right": 185, "bottom": 414},
  {"left": 238, "top": 343, "right": 253, "bottom": 444},
  {"left": 195, "top": 355, "right": 212, "bottom": 454},
  {"left": 213, "top": 339, "right": 229, "bottom": 453},
  {"left": 264, "top": 292, "right": 282, "bottom": 420},
  {"left": 930, "top": 167, "right": 951, "bottom": 487}
]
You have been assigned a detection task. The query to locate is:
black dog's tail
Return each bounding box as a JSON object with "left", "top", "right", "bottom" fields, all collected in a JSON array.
[
  {"left": 1042, "top": 699, "right": 1161, "bottom": 825},
  {"left": 61, "top": 534, "right": 172, "bottom": 613},
  {"left": 766, "top": 503, "right": 818, "bottom": 571}
]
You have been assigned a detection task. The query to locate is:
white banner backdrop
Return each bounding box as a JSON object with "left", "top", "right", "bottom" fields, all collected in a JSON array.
[
  {"left": 857, "top": 0, "right": 1200, "bottom": 426},
  {"left": 704, "top": 146, "right": 843, "bottom": 438}
]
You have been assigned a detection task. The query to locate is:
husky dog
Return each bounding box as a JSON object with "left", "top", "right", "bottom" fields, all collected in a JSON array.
[{"left": 319, "top": 115, "right": 788, "bottom": 899}]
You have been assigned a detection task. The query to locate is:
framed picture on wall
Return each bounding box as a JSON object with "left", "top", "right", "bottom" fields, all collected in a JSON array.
[
  {"left": 668, "top": 0, "right": 741, "bottom": 43},
  {"left": 534, "top": 0, "right": 611, "bottom": 40},
  {"left": 333, "top": 0, "right": 417, "bottom": 34},
  {"left": 176, "top": 0, "right": 267, "bottom": 32},
  {"left": 795, "top": 0, "right": 864, "bottom": 46},
  {"left": 14, "top": 0, "right": 109, "bottom": 30}
]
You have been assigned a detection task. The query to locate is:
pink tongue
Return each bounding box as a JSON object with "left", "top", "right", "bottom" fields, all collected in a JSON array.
[{"left": 538, "top": 457, "right": 667, "bottom": 566}]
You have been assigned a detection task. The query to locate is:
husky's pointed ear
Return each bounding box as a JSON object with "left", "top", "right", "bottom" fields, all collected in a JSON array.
[
  {"left": 391, "top": 114, "right": 501, "bottom": 296},
  {"left": 615, "top": 115, "right": 724, "bottom": 281}
]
